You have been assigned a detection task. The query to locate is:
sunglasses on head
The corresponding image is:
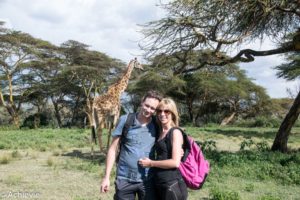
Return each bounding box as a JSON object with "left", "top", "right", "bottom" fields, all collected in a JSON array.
[{"left": 156, "top": 109, "right": 171, "bottom": 115}]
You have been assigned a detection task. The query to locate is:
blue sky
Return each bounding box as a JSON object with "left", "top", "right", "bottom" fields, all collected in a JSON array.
[{"left": 0, "top": 0, "right": 298, "bottom": 98}]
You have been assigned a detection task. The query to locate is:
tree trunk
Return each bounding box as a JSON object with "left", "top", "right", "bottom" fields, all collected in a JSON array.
[
  {"left": 6, "top": 104, "right": 20, "bottom": 128},
  {"left": 271, "top": 90, "right": 300, "bottom": 152},
  {"left": 221, "top": 112, "right": 236, "bottom": 126},
  {"left": 51, "top": 97, "right": 62, "bottom": 128}
]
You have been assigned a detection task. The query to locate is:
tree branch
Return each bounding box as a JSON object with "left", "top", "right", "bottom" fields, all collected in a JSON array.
[{"left": 229, "top": 44, "right": 297, "bottom": 63}]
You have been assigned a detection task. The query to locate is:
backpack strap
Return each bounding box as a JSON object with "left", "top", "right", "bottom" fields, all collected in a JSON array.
[
  {"left": 116, "top": 113, "right": 136, "bottom": 162},
  {"left": 122, "top": 113, "right": 136, "bottom": 139},
  {"left": 166, "top": 127, "right": 191, "bottom": 162}
]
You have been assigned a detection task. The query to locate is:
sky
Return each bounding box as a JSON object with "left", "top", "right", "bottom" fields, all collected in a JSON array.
[{"left": 0, "top": 0, "right": 298, "bottom": 98}]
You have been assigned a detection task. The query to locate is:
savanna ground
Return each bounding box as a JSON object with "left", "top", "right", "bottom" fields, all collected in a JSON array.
[{"left": 0, "top": 126, "right": 299, "bottom": 200}]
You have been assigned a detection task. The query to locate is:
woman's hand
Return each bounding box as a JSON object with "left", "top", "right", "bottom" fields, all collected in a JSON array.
[{"left": 138, "top": 157, "right": 152, "bottom": 168}]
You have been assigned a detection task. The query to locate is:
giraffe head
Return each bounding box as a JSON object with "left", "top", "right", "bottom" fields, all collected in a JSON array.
[{"left": 131, "top": 58, "right": 144, "bottom": 71}]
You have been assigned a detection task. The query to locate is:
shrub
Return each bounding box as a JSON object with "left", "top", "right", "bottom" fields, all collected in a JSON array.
[
  {"left": 240, "top": 139, "right": 270, "bottom": 151},
  {"left": 244, "top": 183, "right": 254, "bottom": 192},
  {"left": 198, "top": 140, "right": 217, "bottom": 152},
  {"left": 234, "top": 116, "right": 281, "bottom": 128},
  {"left": 11, "top": 150, "right": 22, "bottom": 158},
  {"left": 0, "top": 155, "right": 11, "bottom": 164},
  {"left": 21, "top": 112, "right": 52, "bottom": 129},
  {"left": 209, "top": 187, "right": 241, "bottom": 200},
  {"left": 47, "top": 157, "right": 55, "bottom": 166}
]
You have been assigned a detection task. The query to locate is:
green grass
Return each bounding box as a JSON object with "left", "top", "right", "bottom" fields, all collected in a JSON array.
[
  {"left": 0, "top": 128, "right": 91, "bottom": 150},
  {"left": 0, "top": 126, "right": 300, "bottom": 200}
]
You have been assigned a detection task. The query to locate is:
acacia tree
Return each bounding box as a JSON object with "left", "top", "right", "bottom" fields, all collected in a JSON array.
[
  {"left": 140, "top": 0, "right": 300, "bottom": 152},
  {"left": 0, "top": 22, "right": 56, "bottom": 127}
]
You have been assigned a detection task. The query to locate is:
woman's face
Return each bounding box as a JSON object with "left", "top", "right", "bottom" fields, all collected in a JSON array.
[{"left": 157, "top": 106, "right": 173, "bottom": 126}]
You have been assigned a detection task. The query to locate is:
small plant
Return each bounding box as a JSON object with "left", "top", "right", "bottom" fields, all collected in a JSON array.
[
  {"left": 244, "top": 183, "right": 254, "bottom": 192},
  {"left": 47, "top": 157, "right": 55, "bottom": 166},
  {"left": 0, "top": 154, "right": 11, "bottom": 164},
  {"left": 11, "top": 150, "right": 22, "bottom": 158},
  {"left": 209, "top": 187, "right": 241, "bottom": 200},
  {"left": 52, "top": 150, "right": 60, "bottom": 156},
  {"left": 240, "top": 139, "right": 269, "bottom": 151},
  {"left": 198, "top": 140, "right": 217, "bottom": 152},
  {"left": 39, "top": 146, "right": 47, "bottom": 152},
  {"left": 240, "top": 139, "right": 255, "bottom": 150},
  {"left": 256, "top": 141, "right": 270, "bottom": 151},
  {"left": 0, "top": 142, "right": 5, "bottom": 149}
]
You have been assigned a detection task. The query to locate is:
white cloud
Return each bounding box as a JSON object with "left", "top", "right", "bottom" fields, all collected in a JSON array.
[{"left": 0, "top": 0, "right": 296, "bottom": 98}]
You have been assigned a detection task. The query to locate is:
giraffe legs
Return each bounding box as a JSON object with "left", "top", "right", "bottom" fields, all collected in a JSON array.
[
  {"left": 97, "top": 126, "right": 104, "bottom": 152},
  {"left": 106, "top": 120, "right": 113, "bottom": 151}
]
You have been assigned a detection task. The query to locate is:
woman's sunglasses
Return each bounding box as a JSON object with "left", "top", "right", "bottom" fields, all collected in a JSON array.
[{"left": 156, "top": 109, "right": 171, "bottom": 115}]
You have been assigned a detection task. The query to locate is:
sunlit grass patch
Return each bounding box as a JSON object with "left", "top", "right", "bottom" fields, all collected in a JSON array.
[{"left": 4, "top": 174, "right": 23, "bottom": 186}]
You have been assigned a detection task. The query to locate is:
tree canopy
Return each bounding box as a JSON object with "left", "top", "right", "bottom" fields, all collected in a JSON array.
[{"left": 140, "top": 0, "right": 300, "bottom": 69}]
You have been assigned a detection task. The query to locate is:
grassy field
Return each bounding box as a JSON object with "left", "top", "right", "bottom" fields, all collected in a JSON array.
[{"left": 0, "top": 127, "right": 299, "bottom": 200}]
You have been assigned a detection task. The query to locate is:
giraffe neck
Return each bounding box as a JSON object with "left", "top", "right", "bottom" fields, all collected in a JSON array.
[{"left": 108, "top": 60, "right": 135, "bottom": 95}]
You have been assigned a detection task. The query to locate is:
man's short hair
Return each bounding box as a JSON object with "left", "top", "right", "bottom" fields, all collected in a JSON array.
[{"left": 141, "top": 90, "right": 163, "bottom": 102}]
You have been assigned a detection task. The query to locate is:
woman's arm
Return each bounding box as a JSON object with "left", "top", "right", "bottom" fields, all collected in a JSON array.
[{"left": 139, "top": 129, "right": 183, "bottom": 169}]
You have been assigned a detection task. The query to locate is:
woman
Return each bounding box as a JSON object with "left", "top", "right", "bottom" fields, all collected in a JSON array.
[{"left": 139, "top": 98, "right": 188, "bottom": 200}]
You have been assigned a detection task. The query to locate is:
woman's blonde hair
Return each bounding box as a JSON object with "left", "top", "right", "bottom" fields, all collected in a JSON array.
[{"left": 156, "top": 98, "right": 179, "bottom": 127}]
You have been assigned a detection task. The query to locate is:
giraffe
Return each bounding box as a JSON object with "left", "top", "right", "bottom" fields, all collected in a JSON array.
[{"left": 92, "top": 58, "right": 143, "bottom": 152}]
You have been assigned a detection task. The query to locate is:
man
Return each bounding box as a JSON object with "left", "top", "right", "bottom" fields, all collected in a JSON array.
[{"left": 100, "top": 90, "right": 162, "bottom": 200}]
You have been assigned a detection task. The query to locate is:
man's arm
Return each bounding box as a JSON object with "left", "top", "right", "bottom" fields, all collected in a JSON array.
[{"left": 100, "top": 136, "right": 120, "bottom": 193}]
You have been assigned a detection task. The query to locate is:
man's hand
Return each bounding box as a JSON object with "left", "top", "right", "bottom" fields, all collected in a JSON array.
[
  {"left": 138, "top": 157, "right": 152, "bottom": 168},
  {"left": 100, "top": 177, "right": 110, "bottom": 193}
]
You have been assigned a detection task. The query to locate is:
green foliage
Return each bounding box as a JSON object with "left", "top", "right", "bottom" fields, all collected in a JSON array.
[
  {"left": 207, "top": 150, "right": 300, "bottom": 185},
  {"left": 234, "top": 116, "right": 281, "bottom": 128},
  {"left": 240, "top": 139, "right": 269, "bottom": 151},
  {"left": 275, "top": 52, "right": 300, "bottom": 81},
  {"left": 198, "top": 140, "right": 217, "bottom": 152},
  {"left": 21, "top": 112, "right": 52, "bottom": 129},
  {"left": 209, "top": 187, "right": 240, "bottom": 200},
  {"left": 244, "top": 183, "right": 254, "bottom": 192},
  {"left": 142, "top": 0, "right": 299, "bottom": 55}
]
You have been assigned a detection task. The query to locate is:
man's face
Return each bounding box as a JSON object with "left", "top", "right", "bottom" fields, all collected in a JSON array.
[{"left": 140, "top": 97, "right": 160, "bottom": 118}]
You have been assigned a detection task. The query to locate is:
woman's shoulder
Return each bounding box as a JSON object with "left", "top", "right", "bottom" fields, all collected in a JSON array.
[
  {"left": 171, "top": 127, "right": 184, "bottom": 134},
  {"left": 170, "top": 127, "right": 183, "bottom": 139}
]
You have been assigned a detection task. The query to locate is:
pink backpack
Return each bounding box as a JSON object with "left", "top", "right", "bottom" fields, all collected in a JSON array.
[{"left": 167, "top": 128, "right": 210, "bottom": 190}]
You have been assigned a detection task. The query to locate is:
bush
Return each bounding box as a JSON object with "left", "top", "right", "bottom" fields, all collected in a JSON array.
[
  {"left": 21, "top": 112, "right": 52, "bottom": 129},
  {"left": 206, "top": 150, "right": 300, "bottom": 185},
  {"left": 240, "top": 139, "right": 270, "bottom": 151},
  {"left": 209, "top": 187, "right": 241, "bottom": 200},
  {"left": 234, "top": 116, "right": 281, "bottom": 128},
  {"left": 198, "top": 140, "right": 217, "bottom": 152}
]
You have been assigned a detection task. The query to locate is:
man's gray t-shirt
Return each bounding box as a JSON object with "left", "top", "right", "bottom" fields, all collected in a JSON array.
[{"left": 112, "top": 113, "right": 157, "bottom": 182}]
